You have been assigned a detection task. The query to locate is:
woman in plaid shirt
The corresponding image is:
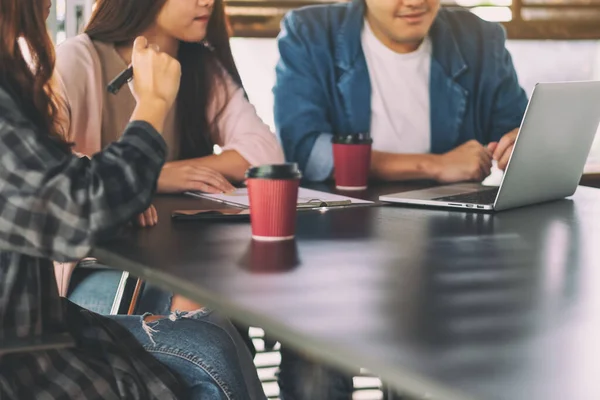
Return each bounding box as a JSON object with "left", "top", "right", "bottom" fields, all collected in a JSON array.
[{"left": 0, "top": 0, "right": 257, "bottom": 398}]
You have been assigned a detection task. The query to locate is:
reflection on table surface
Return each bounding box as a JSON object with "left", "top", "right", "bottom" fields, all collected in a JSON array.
[{"left": 95, "top": 185, "right": 600, "bottom": 400}]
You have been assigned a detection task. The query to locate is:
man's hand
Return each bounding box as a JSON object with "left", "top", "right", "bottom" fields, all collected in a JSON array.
[
  {"left": 433, "top": 140, "right": 493, "bottom": 183},
  {"left": 492, "top": 128, "right": 519, "bottom": 170}
]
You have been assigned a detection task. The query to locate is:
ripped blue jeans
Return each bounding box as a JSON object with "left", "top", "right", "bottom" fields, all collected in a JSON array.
[{"left": 68, "top": 267, "right": 265, "bottom": 400}]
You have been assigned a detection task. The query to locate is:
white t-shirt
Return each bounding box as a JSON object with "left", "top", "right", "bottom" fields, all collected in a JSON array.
[{"left": 361, "top": 19, "right": 432, "bottom": 154}]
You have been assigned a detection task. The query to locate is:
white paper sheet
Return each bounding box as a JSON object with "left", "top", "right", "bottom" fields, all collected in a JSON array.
[{"left": 186, "top": 187, "right": 373, "bottom": 208}]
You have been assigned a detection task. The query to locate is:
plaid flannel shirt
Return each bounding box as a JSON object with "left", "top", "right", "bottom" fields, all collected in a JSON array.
[{"left": 0, "top": 87, "right": 182, "bottom": 399}]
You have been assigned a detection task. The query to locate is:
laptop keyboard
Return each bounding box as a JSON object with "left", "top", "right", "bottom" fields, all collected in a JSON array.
[{"left": 433, "top": 188, "right": 499, "bottom": 205}]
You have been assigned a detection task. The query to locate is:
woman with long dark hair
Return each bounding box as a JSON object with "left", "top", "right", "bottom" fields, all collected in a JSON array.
[
  {"left": 57, "top": 0, "right": 283, "bottom": 193},
  {"left": 0, "top": 0, "right": 260, "bottom": 398},
  {"left": 54, "top": 0, "right": 281, "bottom": 308},
  {"left": 53, "top": 2, "right": 272, "bottom": 395}
]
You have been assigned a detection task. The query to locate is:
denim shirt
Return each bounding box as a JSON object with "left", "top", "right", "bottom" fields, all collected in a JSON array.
[{"left": 273, "top": 0, "right": 528, "bottom": 181}]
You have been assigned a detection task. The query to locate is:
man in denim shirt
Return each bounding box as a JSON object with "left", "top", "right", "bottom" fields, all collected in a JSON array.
[
  {"left": 274, "top": 0, "right": 527, "bottom": 185},
  {"left": 273, "top": 0, "right": 527, "bottom": 398}
]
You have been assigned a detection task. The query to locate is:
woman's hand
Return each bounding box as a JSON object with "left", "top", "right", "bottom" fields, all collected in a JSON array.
[
  {"left": 130, "top": 36, "right": 181, "bottom": 109},
  {"left": 133, "top": 205, "right": 158, "bottom": 228},
  {"left": 129, "top": 36, "right": 181, "bottom": 132},
  {"left": 158, "top": 163, "right": 236, "bottom": 194}
]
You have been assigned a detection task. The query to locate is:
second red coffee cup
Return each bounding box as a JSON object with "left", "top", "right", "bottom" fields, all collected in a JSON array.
[
  {"left": 246, "top": 163, "right": 301, "bottom": 241},
  {"left": 332, "top": 133, "right": 373, "bottom": 191}
]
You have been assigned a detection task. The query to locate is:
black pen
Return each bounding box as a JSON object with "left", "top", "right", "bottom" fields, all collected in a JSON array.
[{"left": 107, "top": 66, "right": 133, "bottom": 95}]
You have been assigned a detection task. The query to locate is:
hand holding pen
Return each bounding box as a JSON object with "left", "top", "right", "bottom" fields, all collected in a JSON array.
[
  {"left": 107, "top": 37, "right": 180, "bottom": 102},
  {"left": 124, "top": 37, "right": 181, "bottom": 132}
]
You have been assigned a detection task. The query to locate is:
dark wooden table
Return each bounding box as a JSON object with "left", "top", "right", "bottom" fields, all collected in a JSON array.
[
  {"left": 93, "top": 182, "right": 600, "bottom": 400},
  {"left": 580, "top": 171, "right": 600, "bottom": 188}
]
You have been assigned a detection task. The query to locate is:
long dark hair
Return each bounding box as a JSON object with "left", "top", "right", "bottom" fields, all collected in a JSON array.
[
  {"left": 85, "top": 0, "right": 242, "bottom": 159},
  {"left": 0, "top": 0, "right": 68, "bottom": 150}
]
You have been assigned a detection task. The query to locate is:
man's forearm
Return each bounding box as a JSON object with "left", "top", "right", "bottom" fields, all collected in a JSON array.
[{"left": 371, "top": 151, "right": 441, "bottom": 181}]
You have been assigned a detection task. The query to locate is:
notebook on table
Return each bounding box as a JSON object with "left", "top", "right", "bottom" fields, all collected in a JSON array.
[{"left": 187, "top": 187, "right": 374, "bottom": 209}]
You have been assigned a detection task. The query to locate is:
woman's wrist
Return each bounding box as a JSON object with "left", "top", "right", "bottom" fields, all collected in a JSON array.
[{"left": 130, "top": 97, "right": 170, "bottom": 133}]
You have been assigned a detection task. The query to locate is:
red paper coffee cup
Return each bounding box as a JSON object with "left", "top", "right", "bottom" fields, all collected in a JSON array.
[
  {"left": 246, "top": 164, "right": 301, "bottom": 241},
  {"left": 332, "top": 134, "right": 372, "bottom": 191}
]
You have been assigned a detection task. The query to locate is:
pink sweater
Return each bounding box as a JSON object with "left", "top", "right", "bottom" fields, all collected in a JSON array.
[
  {"left": 53, "top": 34, "right": 284, "bottom": 296},
  {"left": 54, "top": 34, "right": 284, "bottom": 164}
]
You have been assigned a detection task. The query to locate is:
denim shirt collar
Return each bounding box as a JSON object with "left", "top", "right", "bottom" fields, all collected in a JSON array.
[{"left": 334, "top": 0, "right": 365, "bottom": 71}]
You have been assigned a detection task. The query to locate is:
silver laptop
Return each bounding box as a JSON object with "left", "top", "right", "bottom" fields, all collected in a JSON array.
[{"left": 380, "top": 81, "right": 600, "bottom": 212}]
